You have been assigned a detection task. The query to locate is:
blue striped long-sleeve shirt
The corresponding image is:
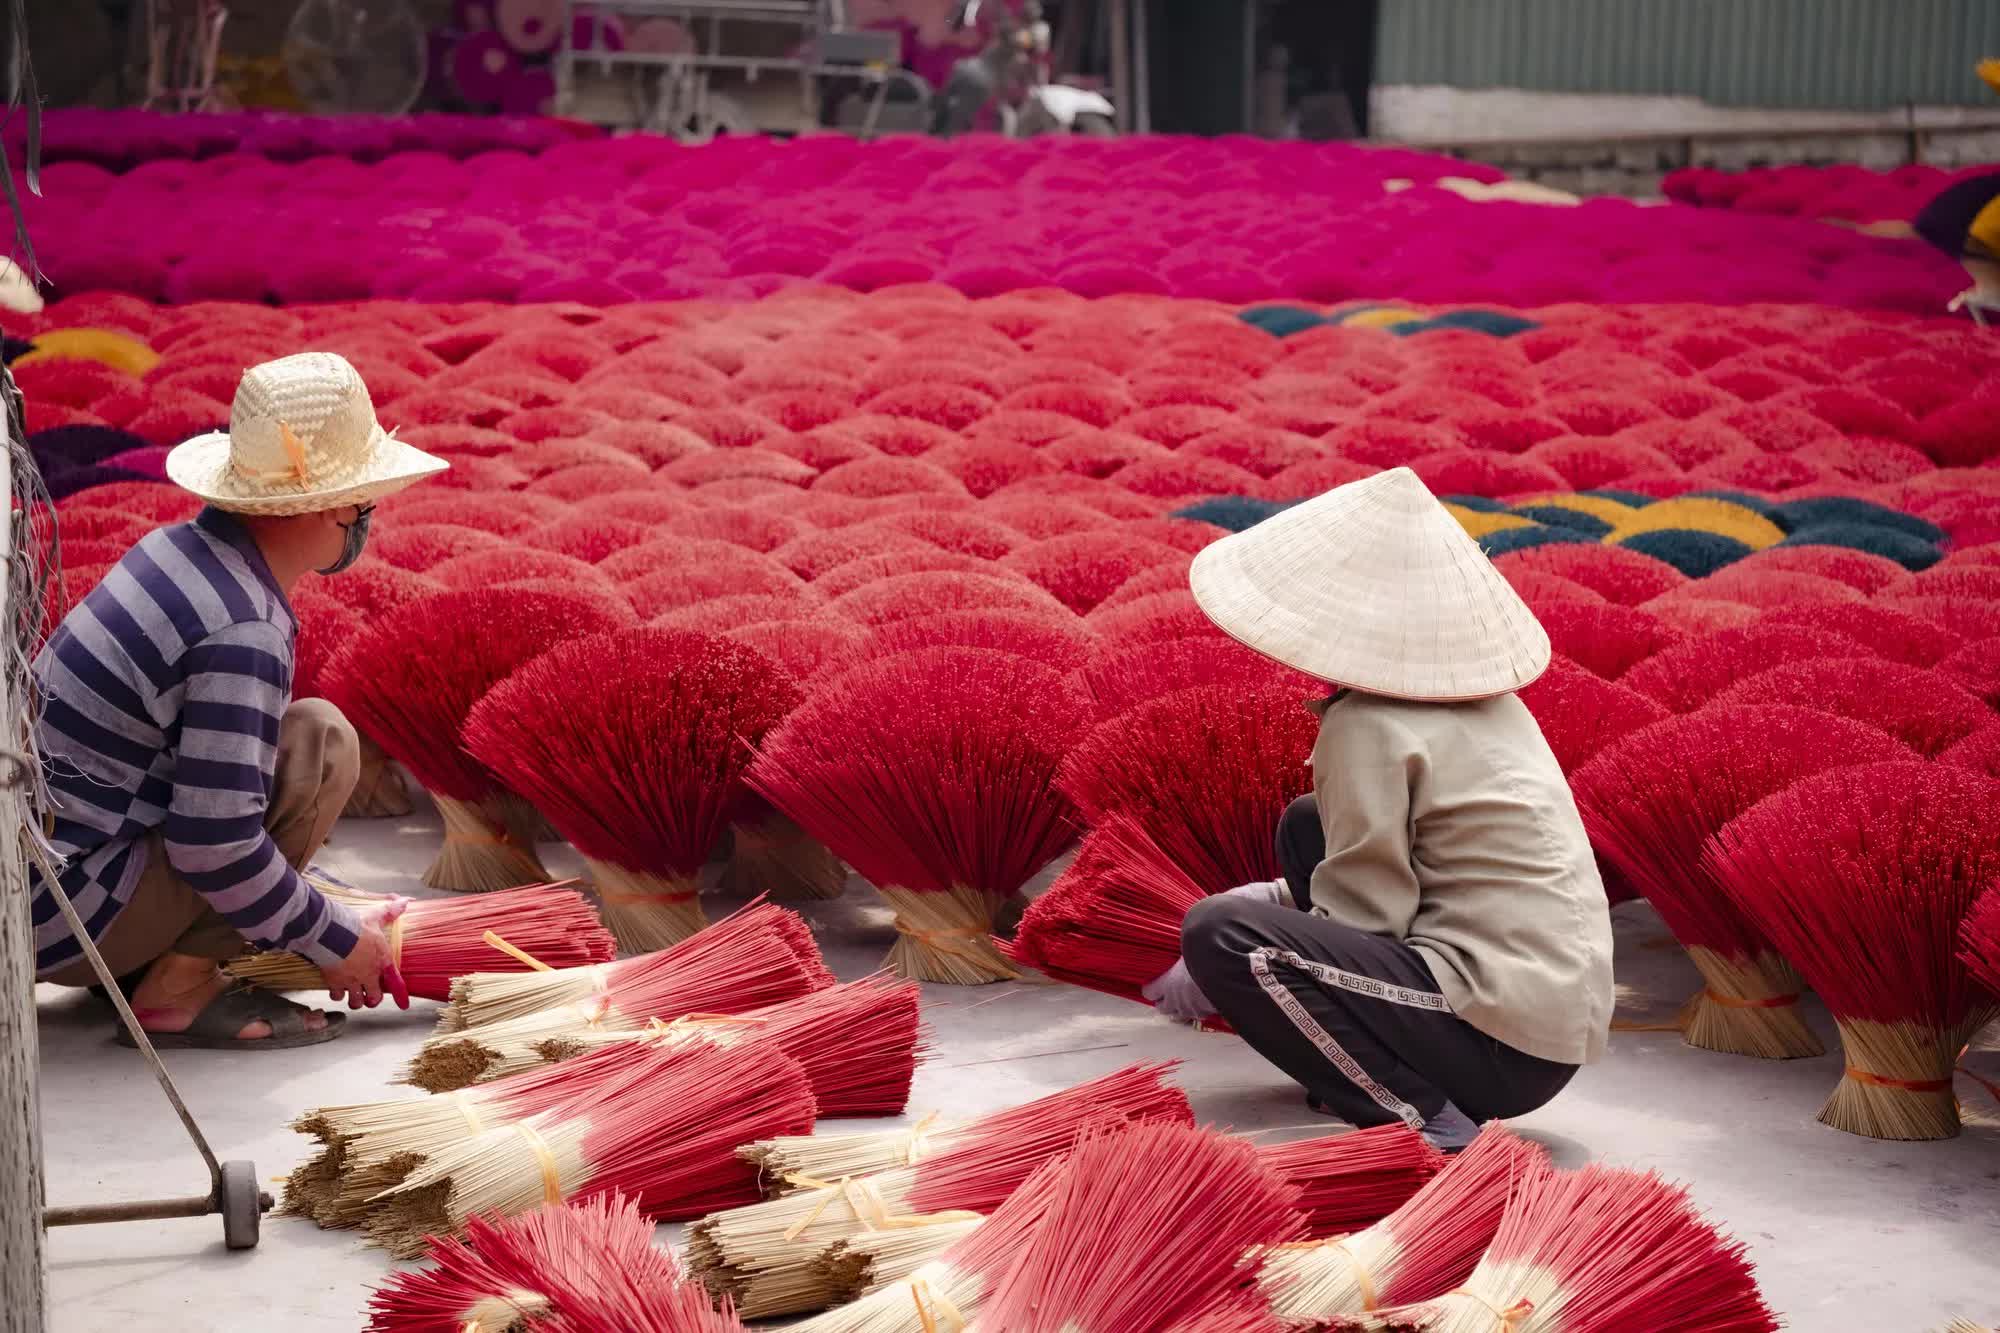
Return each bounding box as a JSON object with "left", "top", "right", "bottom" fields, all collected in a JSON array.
[{"left": 29, "top": 507, "right": 362, "bottom": 976}]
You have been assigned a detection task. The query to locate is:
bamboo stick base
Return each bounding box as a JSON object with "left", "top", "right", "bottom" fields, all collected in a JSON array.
[
  {"left": 876, "top": 885, "right": 1018, "bottom": 986},
  {"left": 1679, "top": 947, "right": 1823, "bottom": 1060},
  {"left": 343, "top": 735, "right": 413, "bottom": 818},
  {"left": 1818, "top": 1015, "right": 1993, "bottom": 1142},
  {"left": 423, "top": 795, "right": 551, "bottom": 893},
  {"left": 587, "top": 860, "right": 708, "bottom": 954},
  {"left": 723, "top": 816, "right": 847, "bottom": 902}
]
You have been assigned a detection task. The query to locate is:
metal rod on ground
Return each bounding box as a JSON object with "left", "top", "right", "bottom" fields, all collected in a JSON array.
[{"left": 0, "top": 421, "right": 47, "bottom": 1330}]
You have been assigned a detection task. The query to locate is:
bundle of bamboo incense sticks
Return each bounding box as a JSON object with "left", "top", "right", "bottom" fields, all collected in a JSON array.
[
  {"left": 288, "top": 980, "right": 920, "bottom": 1229},
  {"left": 1257, "top": 1124, "right": 1550, "bottom": 1325},
  {"left": 688, "top": 1062, "right": 1191, "bottom": 1320},
  {"left": 790, "top": 1126, "right": 1437, "bottom": 1312},
  {"left": 366, "top": 1042, "right": 817, "bottom": 1259},
  {"left": 435, "top": 898, "right": 829, "bottom": 1032},
  {"left": 229, "top": 878, "right": 614, "bottom": 1000}
]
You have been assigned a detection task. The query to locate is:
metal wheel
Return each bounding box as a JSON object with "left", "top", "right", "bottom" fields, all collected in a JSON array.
[{"left": 219, "top": 1160, "right": 262, "bottom": 1250}]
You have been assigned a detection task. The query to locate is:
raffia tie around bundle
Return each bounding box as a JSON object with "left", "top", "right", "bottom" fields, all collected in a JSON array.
[
  {"left": 1819, "top": 1014, "right": 1996, "bottom": 1141},
  {"left": 906, "top": 1275, "right": 968, "bottom": 1333},
  {"left": 778, "top": 1174, "right": 981, "bottom": 1244},
  {"left": 1610, "top": 947, "right": 1820, "bottom": 1061},
  {"left": 428, "top": 794, "right": 551, "bottom": 893},
  {"left": 877, "top": 884, "right": 1020, "bottom": 986},
  {"left": 584, "top": 860, "right": 709, "bottom": 953},
  {"left": 457, "top": 1288, "right": 552, "bottom": 1333},
  {"left": 1268, "top": 1236, "right": 1379, "bottom": 1312}
]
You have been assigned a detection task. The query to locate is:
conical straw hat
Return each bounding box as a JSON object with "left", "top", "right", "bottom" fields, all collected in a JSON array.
[
  {"left": 166, "top": 352, "right": 446, "bottom": 516},
  {"left": 1189, "top": 467, "right": 1550, "bottom": 702}
]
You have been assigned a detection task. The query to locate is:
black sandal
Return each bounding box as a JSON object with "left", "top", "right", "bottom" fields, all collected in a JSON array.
[{"left": 115, "top": 985, "right": 346, "bottom": 1051}]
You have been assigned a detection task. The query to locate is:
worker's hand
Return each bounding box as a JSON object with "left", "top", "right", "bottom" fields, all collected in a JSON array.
[
  {"left": 321, "top": 897, "right": 410, "bottom": 1011},
  {"left": 1142, "top": 958, "right": 1215, "bottom": 1025}
]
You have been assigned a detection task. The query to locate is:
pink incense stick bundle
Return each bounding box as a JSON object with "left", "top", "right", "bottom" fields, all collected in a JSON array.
[
  {"left": 414, "top": 902, "right": 833, "bottom": 1090},
  {"left": 1059, "top": 680, "right": 1319, "bottom": 892},
  {"left": 364, "top": 1195, "right": 735, "bottom": 1333},
  {"left": 1707, "top": 761, "right": 2000, "bottom": 1140},
  {"left": 229, "top": 881, "right": 615, "bottom": 1002},
  {"left": 465, "top": 628, "right": 802, "bottom": 951},
  {"left": 1003, "top": 815, "right": 1212, "bottom": 1004},
  {"left": 1963, "top": 889, "right": 2000, "bottom": 1003},
  {"left": 971, "top": 1120, "right": 1306, "bottom": 1333},
  {"left": 785, "top": 1143, "right": 1076, "bottom": 1333},
  {"left": 1517, "top": 656, "right": 1668, "bottom": 775},
  {"left": 325, "top": 586, "right": 633, "bottom": 891},
  {"left": 1571, "top": 706, "right": 1911, "bottom": 1060},
  {"left": 1362, "top": 1165, "right": 1777, "bottom": 1333},
  {"left": 1258, "top": 1125, "right": 1552, "bottom": 1326},
  {"left": 869, "top": 607, "right": 1095, "bottom": 674},
  {"left": 369, "top": 1042, "right": 819, "bottom": 1258},
  {"left": 747, "top": 645, "right": 1089, "bottom": 984},
  {"left": 290, "top": 1034, "right": 690, "bottom": 1230},
  {"left": 534, "top": 976, "right": 925, "bottom": 1120},
  {"left": 692, "top": 1062, "right": 1192, "bottom": 1320},
  {"left": 1257, "top": 1126, "right": 1447, "bottom": 1239}
]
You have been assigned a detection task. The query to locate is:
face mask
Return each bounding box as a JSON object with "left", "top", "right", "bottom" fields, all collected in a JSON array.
[{"left": 317, "top": 505, "right": 374, "bottom": 576}]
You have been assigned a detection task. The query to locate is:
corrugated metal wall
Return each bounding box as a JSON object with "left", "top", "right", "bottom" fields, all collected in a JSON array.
[{"left": 1376, "top": 0, "right": 2000, "bottom": 108}]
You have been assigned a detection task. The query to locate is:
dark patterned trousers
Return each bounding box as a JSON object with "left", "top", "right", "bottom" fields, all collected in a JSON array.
[{"left": 1180, "top": 795, "right": 1576, "bottom": 1129}]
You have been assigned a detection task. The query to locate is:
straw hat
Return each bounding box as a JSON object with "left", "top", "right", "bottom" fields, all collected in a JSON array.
[
  {"left": 1189, "top": 467, "right": 1550, "bottom": 702},
  {"left": 165, "top": 352, "right": 446, "bottom": 516}
]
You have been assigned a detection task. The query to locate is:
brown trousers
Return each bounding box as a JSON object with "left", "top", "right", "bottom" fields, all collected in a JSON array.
[{"left": 43, "top": 699, "right": 361, "bottom": 986}]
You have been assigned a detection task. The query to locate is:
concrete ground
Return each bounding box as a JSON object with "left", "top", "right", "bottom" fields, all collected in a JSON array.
[{"left": 36, "top": 797, "right": 2000, "bottom": 1333}]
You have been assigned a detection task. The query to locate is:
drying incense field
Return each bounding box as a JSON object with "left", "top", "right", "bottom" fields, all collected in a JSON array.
[{"left": 14, "top": 113, "right": 2000, "bottom": 1332}]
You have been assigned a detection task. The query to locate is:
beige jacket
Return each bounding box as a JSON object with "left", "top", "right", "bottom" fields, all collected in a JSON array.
[{"left": 1305, "top": 690, "right": 1613, "bottom": 1066}]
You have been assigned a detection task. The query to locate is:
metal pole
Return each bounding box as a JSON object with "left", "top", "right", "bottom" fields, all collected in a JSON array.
[
  {"left": 1109, "top": 0, "right": 1131, "bottom": 133},
  {"left": 1131, "top": 0, "right": 1149, "bottom": 133},
  {"left": 0, "top": 399, "right": 48, "bottom": 1332}
]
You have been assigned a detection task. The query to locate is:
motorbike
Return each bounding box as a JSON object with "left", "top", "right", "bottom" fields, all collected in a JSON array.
[{"left": 933, "top": 0, "right": 1116, "bottom": 137}]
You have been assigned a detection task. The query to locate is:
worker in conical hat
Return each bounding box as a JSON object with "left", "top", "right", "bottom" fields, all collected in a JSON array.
[
  {"left": 1145, "top": 467, "right": 1613, "bottom": 1152},
  {"left": 31, "top": 353, "right": 446, "bottom": 1048}
]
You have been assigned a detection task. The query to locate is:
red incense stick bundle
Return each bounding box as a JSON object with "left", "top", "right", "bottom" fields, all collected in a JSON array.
[
  {"left": 1077, "top": 634, "right": 1320, "bottom": 722},
  {"left": 1364, "top": 1165, "right": 1777, "bottom": 1333},
  {"left": 414, "top": 902, "right": 832, "bottom": 1090},
  {"left": 1257, "top": 1126, "right": 1447, "bottom": 1239},
  {"left": 1002, "top": 815, "right": 1211, "bottom": 1004},
  {"left": 1618, "top": 623, "right": 1858, "bottom": 714},
  {"left": 465, "top": 628, "right": 801, "bottom": 951},
  {"left": 325, "top": 587, "right": 633, "bottom": 892},
  {"left": 1517, "top": 657, "right": 1668, "bottom": 776},
  {"left": 1058, "top": 680, "right": 1318, "bottom": 892},
  {"left": 971, "top": 1120, "right": 1305, "bottom": 1333},
  {"left": 691, "top": 1062, "right": 1192, "bottom": 1320},
  {"left": 785, "top": 1144, "right": 1076, "bottom": 1333},
  {"left": 229, "top": 880, "right": 614, "bottom": 1001},
  {"left": 1571, "top": 706, "right": 1911, "bottom": 1060},
  {"left": 290, "top": 1035, "right": 678, "bottom": 1230},
  {"left": 1711, "top": 657, "right": 1993, "bottom": 758},
  {"left": 294, "top": 589, "right": 413, "bottom": 818},
  {"left": 1257, "top": 1125, "right": 1551, "bottom": 1325},
  {"left": 1963, "top": 889, "right": 2000, "bottom": 1003},
  {"left": 364, "top": 1196, "right": 719, "bottom": 1333},
  {"left": 1707, "top": 761, "right": 2000, "bottom": 1140},
  {"left": 747, "top": 645, "right": 1089, "bottom": 984},
  {"left": 369, "top": 1042, "right": 818, "bottom": 1258},
  {"left": 534, "top": 976, "right": 925, "bottom": 1120}
]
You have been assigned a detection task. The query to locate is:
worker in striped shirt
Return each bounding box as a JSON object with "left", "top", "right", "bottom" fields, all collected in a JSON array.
[{"left": 32, "top": 353, "right": 447, "bottom": 1049}]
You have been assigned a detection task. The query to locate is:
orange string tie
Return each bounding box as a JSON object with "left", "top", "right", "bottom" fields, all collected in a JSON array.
[
  {"left": 1447, "top": 1290, "right": 1534, "bottom": 1333},
  {"left": 1704, "top": 990, "right": 1800, "bottom": 1009},
  {"left": 1843, "top": 1067, "right": 1952, "bottom": 1093}
]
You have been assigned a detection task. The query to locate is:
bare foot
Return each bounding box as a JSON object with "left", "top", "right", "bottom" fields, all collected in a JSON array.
[{"left": 128, "top": 953, "right": 330, "bottom": 1039}]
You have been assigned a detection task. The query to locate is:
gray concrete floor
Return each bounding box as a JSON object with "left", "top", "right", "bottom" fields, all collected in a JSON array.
[{"left": 36, "top": 797, "right": 2000, "bottom": 1333}]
